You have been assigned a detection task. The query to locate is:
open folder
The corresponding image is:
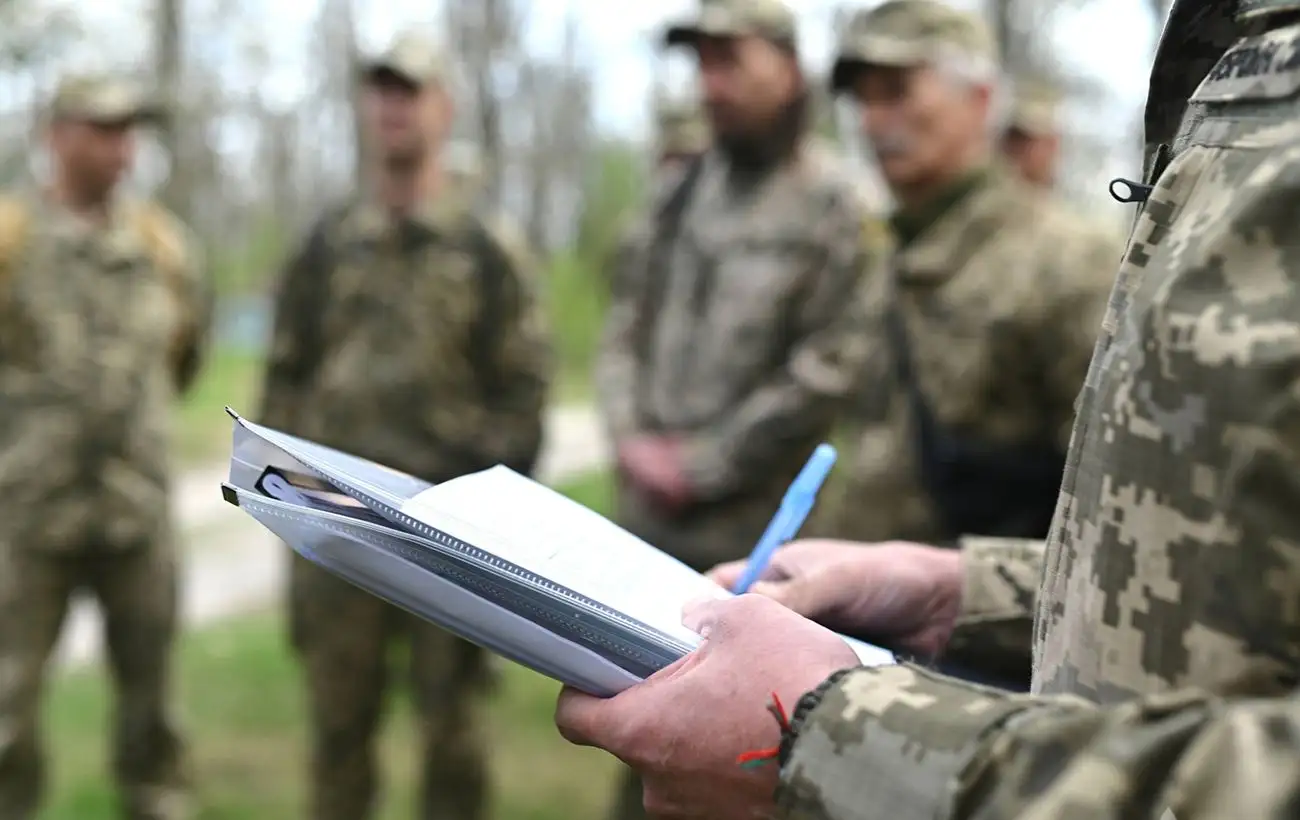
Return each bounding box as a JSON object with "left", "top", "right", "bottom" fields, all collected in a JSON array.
[{"left": 221, "top": 409, "right": 895, "bottom": 696}]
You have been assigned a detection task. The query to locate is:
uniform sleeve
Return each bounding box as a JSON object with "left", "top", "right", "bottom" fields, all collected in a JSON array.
[
  {"left": 941, "top": 537, "right": 1043, "bottom": 678},
  {"left": 169, "top": 224, "right": 214, "bottom": 395},
  {"left": 593, "top": 218, "right": 648, "bottom": 445},
  {"left": 679, "top": 197, "right": 878, "bottom": 501},
  {"left": 778, "top": 663, "right": 1300, "bottom": 820},
  {"left": 461, "top": 227, "right": 552, "bottom": 475},
  {"left": 257, "top": 220, "right": 329, "bottom": 431}
]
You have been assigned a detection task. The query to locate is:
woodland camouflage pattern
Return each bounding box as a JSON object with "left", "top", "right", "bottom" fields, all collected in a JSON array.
[
  {"left": 824, "top": 166, "right": 1119, "bottom": 546},
  {"left": 0, "top": 190, "right": 209, "bottom": 818},
  {"left": 596, "top": 141, "right": 878, "bottom": 572},
  {"left": 259, "top": 193, "right": 549, "bottom": 820},
  {"left": 778, "top": 2, "right": 1300, "bottom": 817}
]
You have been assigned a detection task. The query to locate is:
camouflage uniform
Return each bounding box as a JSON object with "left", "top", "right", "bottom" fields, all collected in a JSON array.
[
  {"left": 258, "top": 36, "right": 550, "bottom": 820},
  {"left": 600, "top": 97, "right": 711, "bottom": 297},
  {"left": 821, "top": 3, "right": 1120, "bottom": 554},
  {"left": 598, "top": 2, "right": 877, "bottom": 817},
  {"left": 776, "top": 2, "right": 1300, "bottom": 816},
  {"left": 0, "top": 75, "right": 211, "bottom": 820}
]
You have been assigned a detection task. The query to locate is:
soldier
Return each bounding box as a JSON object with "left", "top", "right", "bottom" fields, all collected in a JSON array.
[
  {"left": 258, "top": 30, "right": 550, "bottom": 820},
  {"left": 818, "top": 1, "right": 1119, "bottom": 588},
  {"left": 600, "top": 96, "right": 711, "bottom": 298},
  {"left": 0, "top": 73, "right": 211, "bottom": 819},
  {"left": 1000, "top": 74, "right": 1064, "bottom": 188},
  {"left": 554, "top": 1, "right": 1300, "bottom": 817},
  {"left": 651, "top": 95, "right": 710, "bottom": 181},
  {"left": 594, "top": 0, "right": 877, "bottom": 816}
]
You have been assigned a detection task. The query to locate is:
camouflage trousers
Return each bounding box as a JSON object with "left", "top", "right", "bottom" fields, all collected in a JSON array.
[
  {"left": 289, "top": 554, "right": 493, "bottom": 820},
  {"left": 0, "top": 535, "right": 188, "bottom": 820}
]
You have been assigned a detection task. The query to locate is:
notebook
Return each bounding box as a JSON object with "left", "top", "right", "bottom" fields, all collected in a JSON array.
[{"left": 221, "top": 409, "right": 895, "bottom": 696}]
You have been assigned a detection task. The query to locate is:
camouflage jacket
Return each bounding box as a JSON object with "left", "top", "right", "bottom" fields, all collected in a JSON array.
[
  {"left": 827, "top": 167, "right": 1118, "bottom": 546},
  {"left": 778, "top": 4, "right": 1300, "bottom": 818},
  {"left": 595, "top": 140, "right": 879, "bottom": 567},
  {"left": 259, "top": 193, "right": 550, "bottom": 484},
  {"left": 0, "top": 191, "right": 211, "bottom": 551}
]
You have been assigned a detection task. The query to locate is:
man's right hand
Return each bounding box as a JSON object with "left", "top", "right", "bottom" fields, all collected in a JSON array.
[{"left": 707, "top": 540, "right": 963, "bottom": 658}]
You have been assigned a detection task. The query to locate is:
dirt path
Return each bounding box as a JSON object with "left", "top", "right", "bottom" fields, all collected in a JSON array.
[{"left": 54, "top": 405, "right": 609, "bottom": 668}]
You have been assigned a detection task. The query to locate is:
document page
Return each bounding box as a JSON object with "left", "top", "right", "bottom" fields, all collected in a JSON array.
[
  {"left": 402, "top": 467, "right": 727, "bottom": 648},
  {"left": 401, "top": 467, "right": 896, "bottom": 669}
]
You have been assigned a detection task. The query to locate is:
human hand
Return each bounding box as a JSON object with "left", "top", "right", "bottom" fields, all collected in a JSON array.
[
  {"left": 707, "top": 539, "right": 962, "bottom": 658},
  {"left": 618, "top": 435, "right": 690, "bottom": 511},
  {"left": 555, "top": 595, "right": 860, "bottom": 819}
]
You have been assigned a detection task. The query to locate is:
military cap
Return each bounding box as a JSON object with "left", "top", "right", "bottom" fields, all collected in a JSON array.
[
  {"left": 662, "top": 0, "right": 798, "bottom": 48},
  {"left": 830, "top": 0, "right": 998, "bottom": 93},
  {"left": 1008, "top": 76, "right": 1063, "bottom": 135},
  {"left": 361, "top": 30, "right": 447, "bottom": 87},
  {"left": 48, "top": 73, "right": 160, "bottom": 124},
  {"left": 655, "top": 97, "right": 710, "bottom": 155}
]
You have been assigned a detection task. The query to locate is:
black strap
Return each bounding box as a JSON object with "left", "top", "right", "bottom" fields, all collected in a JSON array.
[
  {"left": 633, "top": 156, "right": 706, "bottom": 364},
  {"left": 468, "top": 216, "right": 508, "bottom": 400}
]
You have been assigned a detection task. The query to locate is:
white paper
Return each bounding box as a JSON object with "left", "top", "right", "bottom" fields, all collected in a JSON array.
[
  {"left": 403, "top": 466, "right": 724, "bottom": 648},
  {"left": 402, "top": 466, "right": 894, "bottom": 666}
]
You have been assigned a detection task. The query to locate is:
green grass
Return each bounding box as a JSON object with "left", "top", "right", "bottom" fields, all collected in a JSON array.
[
  {"left": 174, "top": 348, "right": 262, "bottom": 465},
  {"left": 42, "top": 472, "right": 620, "bottom": 820}
]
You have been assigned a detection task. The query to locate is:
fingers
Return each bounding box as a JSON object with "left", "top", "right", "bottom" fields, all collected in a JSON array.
[{"left": 705, "top": 559, "right": 746, "bottom": 589}]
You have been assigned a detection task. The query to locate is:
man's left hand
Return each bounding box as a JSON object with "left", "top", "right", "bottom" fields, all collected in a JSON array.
[
  {"left": 621, "top": 435, "right": 691, "bottom": 511},
  {"left": 554, "top": 595, "right": 861, "bottom": 819}
]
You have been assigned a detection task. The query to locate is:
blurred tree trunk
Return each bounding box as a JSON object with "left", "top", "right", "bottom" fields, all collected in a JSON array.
[{"left": 153, "top": 0, "right": 188, "bottom": 217}]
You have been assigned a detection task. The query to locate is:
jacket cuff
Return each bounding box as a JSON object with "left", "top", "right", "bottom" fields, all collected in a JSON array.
[
  {"left": 776, "top": 664, "right": 1032, "bottom": 820},
  {"left": 953, "top": 536, "right": 1043, "bottom": 624}
]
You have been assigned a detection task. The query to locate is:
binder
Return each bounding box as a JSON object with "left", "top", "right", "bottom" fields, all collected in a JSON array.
[{"left": 221, "top": 409, "right": 895, "bottom": 696}]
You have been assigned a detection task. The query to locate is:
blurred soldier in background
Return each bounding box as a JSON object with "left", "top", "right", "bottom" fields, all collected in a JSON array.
[
  {"left": 1000, "top": 75, "right": 1063, "bottom": 188},
  {"left": 822, "top": 0, "right": 1119, "bottom": 683},
  {"left": 600, "top": 95, "right": 711, "bottom": 296},
  {"left": 258, "top": 30, "right": 551, "bottom": 820},
  {"left": 594, "top": 0, "right": 878, "bottom": 815},
  {"left": 651, "top": 95, "right": 710, "bottom": 185},
  {"left": 0, "top": 73, "right": 211, "bottom": 819}
]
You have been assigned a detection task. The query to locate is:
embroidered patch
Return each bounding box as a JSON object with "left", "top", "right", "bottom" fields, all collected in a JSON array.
[{"left": 1190, "top": 21, "right": 1300, "bottom": 103}]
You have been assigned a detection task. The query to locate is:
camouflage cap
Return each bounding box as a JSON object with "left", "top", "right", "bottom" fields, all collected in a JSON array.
[
  {"left": 362, "top": 30, "right": 447, "bottom": 87},
  {"left": 1008, "top": 76, "right": 1062, "bottom": 135},
  {"left": 830, "top": 0, "right": 998, "bottom": 93},
  {"left": 48, "top": 73, "right": 160, "bottom": 124},
  {"left": 662, "top": 0, "right": 798, "bottom": 48},
  {"left": 655, "top": 97, "right": 710, "bottom": 155}
]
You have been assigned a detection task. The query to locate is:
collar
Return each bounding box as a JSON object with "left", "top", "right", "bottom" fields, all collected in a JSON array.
[
  {"left": 889, "top": 166, "right": 990, "bottom": 248},
  {"left": 340, "top": 188, "right": 470, "bottom": 242},
  {"left": 38, "top": 189, "right": 151, "bottom": 262},
  {"left": 892, "top": 167, "right": 1022, "bottom": 284}
]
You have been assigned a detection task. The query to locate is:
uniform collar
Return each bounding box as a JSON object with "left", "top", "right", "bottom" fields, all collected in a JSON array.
[
  {"left": 38, "top": 188, "right": 150, "bottom": 261},
  {"left": 341, "top": 187, "right": 469, "bottom": 242},
  {"left": 892, "top": 166, "right": 1021, "bottom": 283}
]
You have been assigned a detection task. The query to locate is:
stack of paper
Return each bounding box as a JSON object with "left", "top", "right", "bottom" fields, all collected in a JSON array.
[{"left": 222, "top": 409, "right": 894, "bottom": 696}]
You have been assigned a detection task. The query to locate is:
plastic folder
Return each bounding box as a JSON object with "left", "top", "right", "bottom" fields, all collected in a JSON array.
[{"left": 222, "top": 409, "right": 895, "bottom": 696}]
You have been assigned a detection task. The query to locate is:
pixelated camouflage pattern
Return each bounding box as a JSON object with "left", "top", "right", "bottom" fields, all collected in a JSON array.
[
  {"left": 778, "top": 6, "right": 1300, "bottom": 818},
  {"left": 595, "top": 140, "right": 877, "bottom": 572},
  {"left": 0, "top": 191, "right": 207, "bottom": 819},
  {"left": 825, "top": 167, "right": 1118, "bottom": 546},
  {"left": 663, "top": 0, "right": 798, "bottom": 48},
  {"left": 259, "top": 194, "right": 550, "bottom": 479},
  {"left": 260, "top": 190, "right": 548, "bottom": 820},
  {"left": 0, "top": 191, "right": 211, "bottom": 553},
  {"left": 942, "top": 536, "right": 1042, "bottom": 678},
  {"left": 830, "top": 0, "right": 997, "bottom": 91}
]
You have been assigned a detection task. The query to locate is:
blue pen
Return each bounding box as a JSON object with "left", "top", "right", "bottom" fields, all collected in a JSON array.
[{"left": 731, "top": 443, "right": 837, "bottom": 594}]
